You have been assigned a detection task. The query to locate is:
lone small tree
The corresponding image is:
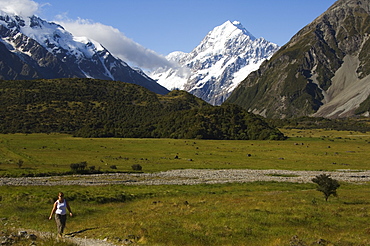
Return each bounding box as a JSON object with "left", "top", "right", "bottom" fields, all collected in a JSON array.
[
  {"left": 312, "top": 174, "right": 340, "bottom": 201},
  {"left": 17, "top": 159, "right": 24, "bottom": 168}
]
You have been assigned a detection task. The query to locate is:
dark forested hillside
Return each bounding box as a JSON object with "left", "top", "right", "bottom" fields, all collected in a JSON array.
[{"left": 0, "top": 78, "right": 285, "bottom": 140}]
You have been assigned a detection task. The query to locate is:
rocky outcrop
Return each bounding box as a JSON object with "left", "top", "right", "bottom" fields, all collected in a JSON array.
[{"left": 1, "top": 230, "right": 38, "bottom": 245}]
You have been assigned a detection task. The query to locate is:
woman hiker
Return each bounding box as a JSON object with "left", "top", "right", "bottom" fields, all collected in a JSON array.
[{"left": 49, "top": 192, "right": 73, "bottom": 238}]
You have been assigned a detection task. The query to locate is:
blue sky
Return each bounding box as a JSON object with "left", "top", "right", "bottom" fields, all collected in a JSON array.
[
  {"left": 37, "top": 0, "right": 336, "bottom": 55},
  {"left": 1, "top": 0, "right": 337, "bottom": 70}
]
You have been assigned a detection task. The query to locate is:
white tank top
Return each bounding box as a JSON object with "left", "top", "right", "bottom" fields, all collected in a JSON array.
[{"left": 56, "top": 199, "right": 67, "bottom": 215}]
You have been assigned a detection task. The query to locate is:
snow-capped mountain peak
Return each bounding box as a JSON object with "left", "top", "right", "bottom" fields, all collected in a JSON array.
[
  {"left": 0, "top": 12, "right": 169, "bottom": 94},
  {"left": 1, "top": 13, "right": 106, "bottom": 61},
  {"left": 189, "top": 20, "right": 256, "bottom": 62},
  {"left": 231, "top": 21, "right": 255, "bottom": 38},
  {"left": 150, "top": 20, "right": 279, "bottom": 105},
  {"left": 209, "top": 20, "right": 256, "bottom": 41}
]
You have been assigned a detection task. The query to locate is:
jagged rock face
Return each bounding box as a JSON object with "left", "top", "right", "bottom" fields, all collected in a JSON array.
[
  {"left": 227, "top": 0, "right": 370, "bottom": 118},
  {"left": 150, "top": 21, "right": 279, "bottom": 105},
  {"left": 0, "top": 14, "right": 169, "bottom": 95}
]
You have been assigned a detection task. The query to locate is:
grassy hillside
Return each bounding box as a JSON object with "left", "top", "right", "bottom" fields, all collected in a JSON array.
[{"left": 0, "top": 78, "right": 284, "bottom": 140}]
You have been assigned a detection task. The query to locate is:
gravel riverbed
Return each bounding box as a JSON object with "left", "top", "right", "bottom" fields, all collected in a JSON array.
[{"left": 1, "top": 169, "right": 369, "bottom": 186}]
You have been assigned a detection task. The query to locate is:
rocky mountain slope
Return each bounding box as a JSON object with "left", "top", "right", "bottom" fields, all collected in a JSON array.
[
  {"left": 150, "top": 21, "right": 279, "bottom": 105},
  {"left": 226, "top": 0, "right": 370, "bottom": 118},
  {"left": 0, "top": 12, "right": 169, "bottom": 95}
]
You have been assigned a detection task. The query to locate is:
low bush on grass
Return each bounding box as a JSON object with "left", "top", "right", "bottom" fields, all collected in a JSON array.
[
  {"left": 70, "top": 162, "right": 88, "bottom": 173},
  {"left": 132, "top": 164, "right": 142, "bottom": 171}
]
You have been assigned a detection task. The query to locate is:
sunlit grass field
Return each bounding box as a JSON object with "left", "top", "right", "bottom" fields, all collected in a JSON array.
[
  {"left": 1, "top": 182, "right": 369, "bottom": 245},
  {"left": 1, "top": 129, "right": 369, "bottom": 176},
  {"left": 0, "top": 129, "right": 369, "bottom": 245}
]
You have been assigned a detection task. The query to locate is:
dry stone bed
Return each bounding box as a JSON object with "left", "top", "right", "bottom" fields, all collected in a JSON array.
[{"left": 1, "top": 169, "right": 369, "bottom": 186}]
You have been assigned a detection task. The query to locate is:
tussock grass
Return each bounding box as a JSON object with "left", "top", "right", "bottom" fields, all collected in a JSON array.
[{"left": 0, "top": 182, "right": 369, "bottom": 245}]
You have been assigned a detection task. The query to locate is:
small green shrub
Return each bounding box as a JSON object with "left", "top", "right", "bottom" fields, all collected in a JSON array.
[
  {"left": 131, "top": 164, "right": 142, "bottom": 171},
  {"left": 70, "top": 161, "right": 88, "bottom": 173},
  {"left": 312, "top": 174, "right": 340, "bottom": 201}
]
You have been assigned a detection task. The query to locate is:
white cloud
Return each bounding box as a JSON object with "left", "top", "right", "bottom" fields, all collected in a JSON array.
[
  {"left": 0, "top": 0, "right": 39, "bottom": 17},
  {"left": 57, "top": 18, "right": 174, "bottom": 71},
  {"left": 0, "top": 0, "right": 174, "bottom": 71}
]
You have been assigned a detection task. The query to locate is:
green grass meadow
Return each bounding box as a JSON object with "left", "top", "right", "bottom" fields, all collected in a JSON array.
[
  {"left": 0, "top": 129, "right": 369, "bottom": 245},
  {"left": 1, "top": 182, "right": 369, "bottom": 245},
  {"left": 1, "top": 129, "right": 369, "bottom": 176}
]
